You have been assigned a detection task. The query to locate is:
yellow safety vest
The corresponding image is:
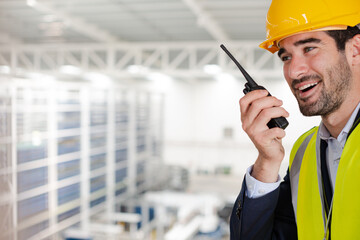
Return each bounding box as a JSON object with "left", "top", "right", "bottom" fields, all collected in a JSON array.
[{"left": 289, "top": 124, "right": 360, "bottom": 239}]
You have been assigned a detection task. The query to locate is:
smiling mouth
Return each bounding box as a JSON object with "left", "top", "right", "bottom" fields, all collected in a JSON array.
[{"left": 298, "top": 82, "right": 319, "bottom": 93}]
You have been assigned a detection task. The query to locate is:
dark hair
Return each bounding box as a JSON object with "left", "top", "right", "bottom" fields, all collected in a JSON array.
[{"left": 326, "top": 25, "right": 360, "bottom": 51}]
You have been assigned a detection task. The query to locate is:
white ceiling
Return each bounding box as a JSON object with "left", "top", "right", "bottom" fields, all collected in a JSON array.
[{"left": 0, "top": 0, "right": 270, "bottom": 45}]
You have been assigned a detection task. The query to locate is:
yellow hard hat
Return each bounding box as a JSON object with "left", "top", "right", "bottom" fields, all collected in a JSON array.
[{"left": 260, "top": 0, "right": 360, "bottom": 53}]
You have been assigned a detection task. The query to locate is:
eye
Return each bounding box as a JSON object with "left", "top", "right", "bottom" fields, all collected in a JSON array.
[
  {"left": 281, "top": 55, "right": 291, "bottom": 62},
  {"left": 304, "top": 47, "right": 315, "bottom": 53}
]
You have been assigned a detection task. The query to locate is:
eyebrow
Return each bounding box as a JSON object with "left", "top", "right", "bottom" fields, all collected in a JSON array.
[{"left": 277, "top": 37, "right": 322, "bottom": 58}]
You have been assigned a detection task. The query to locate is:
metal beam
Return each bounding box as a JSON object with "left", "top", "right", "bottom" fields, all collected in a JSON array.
[
  {"left": 0, "top": 33, "right": 21, "bottom": 44},
  {"left": 26, "top": 0, "right": 120, "bottom": 43},
  {"left": 0, "top": 41, "right": 283, "bottom": 80},
  {"left": 182, "top": 0, "right": 229, "bottom": 41}
]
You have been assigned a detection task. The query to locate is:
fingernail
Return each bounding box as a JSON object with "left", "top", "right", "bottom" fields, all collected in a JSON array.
[{"left": 261, "top": 90, "right": 268, "bottom": 95}]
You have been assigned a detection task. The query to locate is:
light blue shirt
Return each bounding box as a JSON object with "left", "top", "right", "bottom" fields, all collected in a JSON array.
[{"left": 246, "top": 103, "right": 360, "bottom": 198}]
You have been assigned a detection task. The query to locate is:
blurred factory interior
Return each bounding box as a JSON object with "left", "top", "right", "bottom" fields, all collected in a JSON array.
[{"left": 0, "top": 0, "right": 321, "bottom": 239}]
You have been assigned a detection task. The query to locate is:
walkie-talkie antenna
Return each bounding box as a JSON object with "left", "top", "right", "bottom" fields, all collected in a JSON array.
[
  {"left": 220, "top": 44, "right": 289, "bottom": 130},
  {"left": 220, "top": 44, "right": 258, "bottom": 88}
]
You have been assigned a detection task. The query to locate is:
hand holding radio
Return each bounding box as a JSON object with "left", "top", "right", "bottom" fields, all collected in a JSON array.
[
  {"left": 220, "top": 44, "right": 289, "bottom": 129},
  {"left": 220, "top": 44, "right": 289, "bottom": 182}
]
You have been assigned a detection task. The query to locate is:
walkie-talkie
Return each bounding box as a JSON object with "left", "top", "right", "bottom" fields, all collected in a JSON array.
[{"left": 220, "top": 44, "right": 289, "bottom": 130}]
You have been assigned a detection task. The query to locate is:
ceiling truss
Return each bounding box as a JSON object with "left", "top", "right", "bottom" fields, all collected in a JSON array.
[{"left": 0, "top": 42, "right": 283, "bottom": 80}]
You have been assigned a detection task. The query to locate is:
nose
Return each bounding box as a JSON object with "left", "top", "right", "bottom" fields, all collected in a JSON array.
[{"left": 286, "top": 55, "right": 309, "bottom": 80}]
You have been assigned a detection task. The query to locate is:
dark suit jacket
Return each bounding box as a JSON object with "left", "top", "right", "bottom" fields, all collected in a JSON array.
[
  {"left": 229, "top": 108, "right": 360, "bottom": 240},
  {"left": 229, "top": 170, "right": 298, "bottom": 240}
]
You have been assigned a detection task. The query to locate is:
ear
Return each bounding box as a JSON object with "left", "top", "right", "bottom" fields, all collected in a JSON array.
[{"left": 348, "top": 34, "right": 360, "bottom": 66}]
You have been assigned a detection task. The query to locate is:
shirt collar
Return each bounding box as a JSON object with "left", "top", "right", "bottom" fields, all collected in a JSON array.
[{"left": 319, "top": 102, "right": 360, "bottom": 144}]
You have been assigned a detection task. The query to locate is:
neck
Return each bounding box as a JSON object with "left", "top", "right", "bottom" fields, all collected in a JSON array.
[{"left": 322, "top": 99, "right": 360, "bottom": 138}]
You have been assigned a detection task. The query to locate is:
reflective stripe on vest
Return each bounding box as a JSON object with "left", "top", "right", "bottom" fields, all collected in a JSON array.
[{"left": 289, "top": 125, "right": 360, "bottom": 239}]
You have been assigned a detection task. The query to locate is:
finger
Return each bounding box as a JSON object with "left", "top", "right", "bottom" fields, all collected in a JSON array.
[
  {"left": 241, "top": 96, "right": 285, "bottom": 131},
  {"left": 244, "top": 106, "right": 288, "bottom": 140},
  {"left": 265, "top": 127, "right": 286, "bottom": 141},
  {"left": 252, "top": 127, "right": 286, "bottom": 151},
  {"left": 239, "top": 89, "right": 268, "bottom": 116},
  {"left": 253, "top": 106, "right": 289, "bottom": 130}
]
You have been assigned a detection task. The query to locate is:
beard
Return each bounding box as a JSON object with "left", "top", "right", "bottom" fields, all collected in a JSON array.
[{"left": 293, "top": 55, "right": 352, "bottom": 117}]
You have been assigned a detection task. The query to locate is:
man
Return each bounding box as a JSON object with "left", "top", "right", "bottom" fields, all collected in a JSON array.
[{"left": 230, "top": 0, "right": 360, "bottom": 239}]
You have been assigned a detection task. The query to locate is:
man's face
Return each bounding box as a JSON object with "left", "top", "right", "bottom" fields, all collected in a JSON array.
[{"left": 278, "top": 31, "right": 352, "bottom": 117}]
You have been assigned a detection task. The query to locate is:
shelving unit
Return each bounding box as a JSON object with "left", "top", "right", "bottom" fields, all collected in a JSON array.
[
  {"left": 0, "top": 78, "right": 164, "bottom": 240},
  {"left": 0, "top": 83, "right": 14, "bottom": 240}
]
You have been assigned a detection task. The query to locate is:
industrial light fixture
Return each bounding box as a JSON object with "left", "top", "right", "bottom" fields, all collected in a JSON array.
[
  {"left": 203, "top": 64, "right": 236, "bottom": 82},
  {"left": 127, "top": 64, "right": 173, "bottom": 82},
  {"left": 147, "top": 72, "right": 173, "bottom": 82},
  {"left": 203, "top": 64, "right": 222, "bottom": 75},
  {"left": 83, "top": 72, "right": 113, "bottom": 88},
  {"left": 215, "top": 73, "right": 236, "bottom": 82},
  {"left": 26, "top": 72, "right": 56, "bottom": 83},
  {"left": 127, "top": 65, "right": 149, "bottom": 75},
  {"left": 59, "top": 65, "right": 83, "bottom": 76},
  {"left": 26, "top": 0, "right": 37, "bottom": 7},
  {"left": 0, "top": 65, "right": 11, "bottom": 74}
]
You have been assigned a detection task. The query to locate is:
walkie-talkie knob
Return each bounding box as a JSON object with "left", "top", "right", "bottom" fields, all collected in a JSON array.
[{"left": 243, "top": 83, "right": 266, "bottom": 95}]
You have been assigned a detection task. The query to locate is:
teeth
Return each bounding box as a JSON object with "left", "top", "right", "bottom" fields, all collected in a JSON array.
[{"left": 299, "top": 82, "right": 318, "bottom": 91}]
